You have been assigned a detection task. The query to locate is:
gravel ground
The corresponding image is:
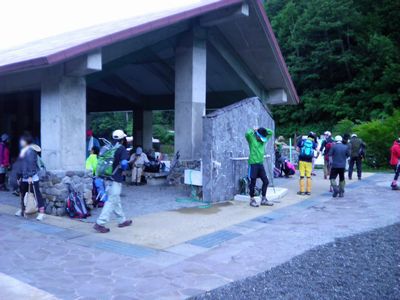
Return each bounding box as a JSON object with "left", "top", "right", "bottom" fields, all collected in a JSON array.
[{"left": 193, "top": 223, "right": 400, "bottom": 300}]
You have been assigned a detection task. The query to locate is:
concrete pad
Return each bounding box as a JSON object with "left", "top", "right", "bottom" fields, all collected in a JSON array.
[
  {"left": 0, "top": 272, "right": 59, "bottom": 300},
  {"left": 234, "top": 187, "right": 288, "bottom": 202}
]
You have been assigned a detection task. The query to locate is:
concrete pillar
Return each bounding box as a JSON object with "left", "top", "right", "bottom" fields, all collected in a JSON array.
[
  {"left": 133, "top": 109, "right": 143, "bottom": 147},
  {"left": 142, "top": 110, "right": 153, "bottom": 151},
  {"left": 41, "top": 73, "right": 86, "bottom": 171},
  {"left": 174, "top": 29, "right": 207, "bottom": 159}
]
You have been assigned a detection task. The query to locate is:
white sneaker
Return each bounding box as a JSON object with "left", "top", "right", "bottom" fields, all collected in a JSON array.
[
  {"left": 15, "top": 209, "right": 22, "bottom": 217},
  {"left": 36, "top": 213, "right": 45, "bottom": 221}
]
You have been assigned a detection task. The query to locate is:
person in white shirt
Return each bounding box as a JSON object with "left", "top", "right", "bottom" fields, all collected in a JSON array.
[{"left": 129, "top": 147, "right": 149, "bottom": 185}]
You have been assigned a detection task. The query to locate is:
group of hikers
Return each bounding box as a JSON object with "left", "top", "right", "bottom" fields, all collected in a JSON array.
[{"left": 245, "top": 127, "right": 400, "bottom": 207}]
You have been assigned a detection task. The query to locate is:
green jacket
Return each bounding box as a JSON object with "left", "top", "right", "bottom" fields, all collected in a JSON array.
[
  {"left": 245, "top": 128, "right": 273, "bottom": 164},
  {"left": 85, "top": 154, "right": 98, "bottom": 175}
]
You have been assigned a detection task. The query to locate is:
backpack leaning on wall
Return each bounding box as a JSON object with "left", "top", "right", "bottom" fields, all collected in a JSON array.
[{"left": 65, "top": 185, "right": 90, "bottom": 219}]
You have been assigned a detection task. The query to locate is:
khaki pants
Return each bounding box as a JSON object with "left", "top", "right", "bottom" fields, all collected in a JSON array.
[
  {"left": 132, "top": 165, "right": 144, "bottom": 183},
  {"left": 96, "top": 181, "right": 126, "bottom": 226},
  {"left": 323, "top": 159, "right": 331, "bottom": 178}
]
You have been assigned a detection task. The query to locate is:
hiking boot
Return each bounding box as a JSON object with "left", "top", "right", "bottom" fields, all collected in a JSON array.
[
  {"left": 358, "top": 177, "right": 361, "bottom": 180},
  {"left": 15, "top": 209, "right": 22, "bottom": 217},
  {"left": 305, "top": 192, "right": 311, "bottom": 196},
  {"left": 118, "top": 220, "right": 133, "bottom": 228},
  {"left": 339, "top": 192, "right": 344, "bottom": 198},
  {"left": 332, "top": 187, "right": 339, "bottom": 198},
  {"left": 250, "top": 198, "right": 259, "bottom": 207},
  {"left": 297, "top": 191, "right": 305, "bottom": 195},
  {"left": 93, "top": 223, "right": 110, "bottom": 233},
  {"left": 260, "top": 197, "right": 273, "bottom": 206},
  {"left": 36, "top": 213, "right": 45, "bottom": 221}
]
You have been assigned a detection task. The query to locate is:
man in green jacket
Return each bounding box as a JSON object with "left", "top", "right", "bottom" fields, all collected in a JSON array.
[{"left": 245, "top": 127, "right": 274, "bottom": 207}]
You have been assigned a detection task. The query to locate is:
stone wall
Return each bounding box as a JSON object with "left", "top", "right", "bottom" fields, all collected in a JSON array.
[
  {"left": 40, "top": 171, "right": 93, "bottom": 216},
  {"left": 167, "top": 159, "right": 201, "bottom": 185},
  {"left": 202, "top": 97, "right": 275, "bottom": 202}
]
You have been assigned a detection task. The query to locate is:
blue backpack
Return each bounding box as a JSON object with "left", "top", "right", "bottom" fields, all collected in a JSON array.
[{"left": 301, "top": 139, "right": 314, "bottom": 158}]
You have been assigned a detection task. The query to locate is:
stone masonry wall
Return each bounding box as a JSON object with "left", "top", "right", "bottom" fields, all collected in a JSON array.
[
  {"left": 40, "top": 171, "right": 93, "bottom": 216},
  {"left": 202, "top": 97, "right": 275, "bottom": 202}
]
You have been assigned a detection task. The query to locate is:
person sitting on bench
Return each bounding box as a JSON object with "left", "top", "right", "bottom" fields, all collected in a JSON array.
[{"left": 129, "top": 147, "right": 149, "bottom": 185}]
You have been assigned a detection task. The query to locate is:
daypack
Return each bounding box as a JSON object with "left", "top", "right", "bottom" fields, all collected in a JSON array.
[
  {"left": 300, "top": 139, "right": 314, "bottom": 159},
  {"left": 324, "top": 141, "right": 333, "bottom": 161},
  {"left": 239, "top": 176, "right": 250, "bottom": 195},
  {"left": 66, "top": 186, "right": 90, "bottom": 218},
  {"left": 92, "top": 177, "right": 108, "bottom": 208},
  {"left": 350, "top": 138, "right": 362, "bottom": 157},
  {"left": 96, "top": 144, "right": 120, "bottom": 177}
]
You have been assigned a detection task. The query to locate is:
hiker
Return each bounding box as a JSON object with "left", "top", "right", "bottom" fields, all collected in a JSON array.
[
  {"left": 320, "top": 131, "right": 334, "bottom": 179},
  {"left": 86, "top": 129, "right": 100, "bottom": 158},
  {"left": 310, "top": 132, "right": 319, "bottom": 176},
  {"left": 348, "top": 134, "right": 366, "bottom": 180},
  {"left": 274, "top": 136, "right": 286, "bottom": 169},
  {"left": 329, "top": 135, "right": 351, "bottom": 198},
  {"left": 390, "top": 138, "right": 400, "bottom": 190},
  {"left": 0, "top": 133, "right": 10, "bottom": 191},
  {"left": 281, "top": 158, "right": 296, "bottom": 178},
  {"left": 245, "top": 127, "right": 274, "bottom": 207},
  {"left": 129, "top": 147, "right": 149, "bottom": 185},
  {"left": 86, "top": 146, "right": 99, "bottom": 176},
  {"left": 296, "top": 133, "right": 318, "bottom": 195},
  {"left": 15, "top": 132, "right": 45, "bottom": 221},
  {"left": 94, "top": 129, "right": 132, "bottom": 233}
]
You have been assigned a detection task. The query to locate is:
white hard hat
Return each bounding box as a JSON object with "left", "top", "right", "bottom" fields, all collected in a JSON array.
[
  {"left": 335, "top": 135, "right": 343, "bottom": 142},
  {"left": 324, "top": 131, "right": 331, "bottom": 136},
  {"left": 112, "top": 129, "right": 127, "bottom": 140},
  {"left": 351, "top": 134, "right": 357, "bottom": 138}
]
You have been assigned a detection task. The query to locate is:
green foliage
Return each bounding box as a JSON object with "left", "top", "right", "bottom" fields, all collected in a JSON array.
[
  {"left": 265, "top": 0, "right": 400, "bottom": 136},
  {"left": 152, "top": 111, "right": 174, "bottom": 146},
  {"left": 353, "top": 110, "right": 400, "bottom": 167},
  {"left": 90, "top": 112, "right": 132, "bottom": 138},
  {"left": 332, "top": 119, "right": 354, "bottom": 136}
]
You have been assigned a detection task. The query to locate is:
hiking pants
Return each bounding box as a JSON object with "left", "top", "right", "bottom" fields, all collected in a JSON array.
[
  {"left": 394, "top": 164, "right": 400, "bottom": 181},
  {"left": 330, "top": 168, "right": 345, "bottom": 192},
  {"left": 248, "top": 164, "right": 269, "bottom": 198},
  {"left": 323, "top": 159, "right": 331, "bottom": 178},
  {"left": 349, "top": 156, "right": 362, "bottom": 179},
  {"left": 131, "top": 165, "right": 144, "bottom": 184},
  {"left": 299, "top": 161, "right": 312, "bottom": 193},
  {"left": 97, "top": 181, "right": 126, "bottom": 226},
  {"left": 20, "top": 181, "right": 45, "bottom": 213}
]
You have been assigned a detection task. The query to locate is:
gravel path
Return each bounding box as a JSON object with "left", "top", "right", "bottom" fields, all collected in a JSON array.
[{"left": 193, "top": 223, "right": 400, "bottom": 300}]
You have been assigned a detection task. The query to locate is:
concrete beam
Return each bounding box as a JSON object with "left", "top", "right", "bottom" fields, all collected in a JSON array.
[
  {"left": 64, "top": 50, "right": 102, "bottom": 76},
  {"left": 208, "top": 29, "right": 268, "bottom": 101},
  {"left": 267, "top": 89, "right": 288, "bottom": 104},
  {"left": 102, "top": 75, "right": 145, "bottom": 106},
  {"left": 200, "top": 3, "right": 249, "bottom": 27}
]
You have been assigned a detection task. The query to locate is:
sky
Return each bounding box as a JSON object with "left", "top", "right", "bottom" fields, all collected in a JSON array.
[{"left": 0, "top": 0, "right": 202, "bottom": 51}]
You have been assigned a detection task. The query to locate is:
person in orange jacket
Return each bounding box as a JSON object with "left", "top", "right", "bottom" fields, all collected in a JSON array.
[{"left": 390, "top": 138, "right": 400, "bottom": 190}]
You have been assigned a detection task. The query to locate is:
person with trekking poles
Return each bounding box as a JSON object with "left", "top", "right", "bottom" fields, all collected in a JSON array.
[
  {"left": 94, "top": 129, "right": 132, "bottom": 233},
  {"left": 348, "top": 133, "right": 366, "bottom": 180},
  {"left": 245, "top": 127, "right": 274, "bottom": 207},
  {"left": 0, "top": 133, "right": 11, "bottom": 191},
  {"left": 15, "top": 132, "right": 45, "bottom": 221},
  {"left": 297, "top": 133, "right": 318, "bottom": 195},
  {"left": 390, "top": 137, "right": 400, "bottom": 190},
  {"left": 329, "top": 135, "right": 351, "bottom": 198}
]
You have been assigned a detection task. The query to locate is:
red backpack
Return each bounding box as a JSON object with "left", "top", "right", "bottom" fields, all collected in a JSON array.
[{"left": 324, "top": 141, "right": 333, "bottom": 161}]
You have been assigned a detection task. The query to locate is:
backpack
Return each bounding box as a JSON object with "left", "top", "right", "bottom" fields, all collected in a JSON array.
[
  {"left": 96, "top": 144, "right": 120, "bottom": 177},
  {"left": 300, "top": 139, "right": 314, "bottom": 159},
  {"left": 324, "top": 141, "right": 333, "bottom": 161},
  {"left": 350, "top": 138, "right": 362, "bottom": 157},
  {"left": 66, "top": 187, "right": 90, "bottom": 218},
  {"left": 239, "top": 176, "right": 250, "bottom": 195}
]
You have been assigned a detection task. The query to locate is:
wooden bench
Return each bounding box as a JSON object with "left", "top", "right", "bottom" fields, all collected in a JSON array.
[{"left": 143, "top": 171, "right": 169, "bottom": 186}]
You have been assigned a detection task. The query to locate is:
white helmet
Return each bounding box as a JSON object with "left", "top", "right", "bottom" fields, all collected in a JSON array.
[
  {"left": 335, "top": 135, "right": 343, "bottom": 143},
  {"left": 324, "top": 131, "right": 331, "bottom": 137},
  {"left": 351, "top": 133, "right": 357, "bottom": 138},
  {"left": 112, "top": 129, "right": 127, "bottom": 140}
]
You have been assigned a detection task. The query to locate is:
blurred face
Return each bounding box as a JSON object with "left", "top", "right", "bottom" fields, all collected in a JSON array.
[{"left": 20, "top": 138, "right": 27, "bottom": 148}]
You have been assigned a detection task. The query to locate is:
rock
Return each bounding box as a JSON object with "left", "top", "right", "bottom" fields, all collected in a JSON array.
[{"left": 61, "top": 177, "right": 72, "bottom": 185}]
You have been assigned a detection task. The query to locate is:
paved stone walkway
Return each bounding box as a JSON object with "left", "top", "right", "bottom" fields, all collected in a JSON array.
[{"left": 0, "top": 172, "right": 398, "bottom": 299}]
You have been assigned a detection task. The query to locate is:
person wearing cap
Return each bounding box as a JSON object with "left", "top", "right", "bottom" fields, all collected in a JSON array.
[
  {"left": 296, "top": 133, "right": 318, "bottom": 195},
  {"left": 245, "top": 127, "right": 274, "bottom": 207},
  {"left": 129, "top": 146, "right": 149, "bottom": 185},
  {"left": 348, "top": 133, "right": 366, "bottom": 180},
  {"left": 329, "top": 135, "right": 351, "bottom": 197},
  {"left": 94, "top": 129, "right": 132, "bottom": 233},
  {"left": 86, "top": 129, "right": 100, "bottom": 158},
  {"left": 320, "top": 131, "right": 334, "bottom": 179},
  {"left": 0, "top": 133, "right": 10, "bottom": 191},
  {"left": 390, "top": 138, "right": 400, "bottom": 190}
]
